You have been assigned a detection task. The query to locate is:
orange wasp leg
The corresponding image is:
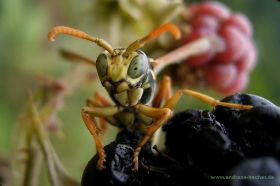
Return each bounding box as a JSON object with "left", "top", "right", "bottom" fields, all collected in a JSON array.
[
  {"left": 163, "top": 87, "right": 254, "bottom": 110},
  {"left": 151, "top": 76, "right": 173, "bottom": 149},
  {"left": 133, "top": 105, "right": 172, "bottom": 171},
  {"left": 86, "top": 91, "right": 112, "bottom": 134},
  {"left": 81, "top": 105, "right": 121, "bottom": 170},
  {"left": 81, "top": 110, "right": 106, "bottom": 170},
  {"left": 153, "top": 75, "right": 172, "bottom": 108}
]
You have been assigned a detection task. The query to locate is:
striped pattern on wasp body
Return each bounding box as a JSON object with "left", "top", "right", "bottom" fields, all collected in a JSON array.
[{"left": 48, "top": 23, "right": 253, "bottom": 171}]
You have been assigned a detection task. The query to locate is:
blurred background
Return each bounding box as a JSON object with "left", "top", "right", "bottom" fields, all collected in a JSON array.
[{"left": 0, "top": 0, "right": 279, "bottom": 184}]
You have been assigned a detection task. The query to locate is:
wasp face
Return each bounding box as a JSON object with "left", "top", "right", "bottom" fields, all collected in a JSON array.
[{"left": 96, "top": 49, "right": 151, "bottom": 107}]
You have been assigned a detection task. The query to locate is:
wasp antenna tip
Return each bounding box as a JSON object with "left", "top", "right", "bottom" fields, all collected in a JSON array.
[{"left": 47, "top": 32, "right": 55, "bottom": 42}]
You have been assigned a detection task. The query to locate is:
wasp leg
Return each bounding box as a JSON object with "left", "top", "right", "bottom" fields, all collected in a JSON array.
[
  {"left": 153, "top": 75, "right": 172, "bottom": 108},
  {"left": 163, "top": 88, "right": 253, "bottom": 110},
  {"left": 94, "top": 91, "right": 111, "bottom": 106},
  {"left": 81, "top": 106, "right": 121, "bottom": 170},
  {"left": 133, "top": 104, "right": 172, "bottom": 171},
  {"left": 59, "top": 49, "right": 96, "bottom": 66},
  {"left": 152, "top": 76, "right": 172, "bottom": 149},
  {"left": 86, "top": 91, "right": 112, "bottom": 135}
]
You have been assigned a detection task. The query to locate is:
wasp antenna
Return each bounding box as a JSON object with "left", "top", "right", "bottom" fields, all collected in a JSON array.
[
  {"left": 48, "top": 26, "right": 114, "bottom": 54},
  {"left": 124, "top": 23, "right": 181, "bottom": 56},
  {"left": 48, "top": 26, "right": 94, "bottom": 42},
  {"left": 143, "top": 23, "right": 181, "bottom": 41}
]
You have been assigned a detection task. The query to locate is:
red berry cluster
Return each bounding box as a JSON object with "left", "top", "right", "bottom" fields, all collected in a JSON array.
[{"left": 179, "top": 1, "right": 257, "bottom": 95}]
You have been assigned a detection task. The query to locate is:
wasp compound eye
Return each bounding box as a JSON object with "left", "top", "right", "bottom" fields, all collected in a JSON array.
[
  {"left": 127, "top": 53, "right": 149, "bottom": 79},
  {"left": 96, "top": 53, "right": 108, "bottom": 78}
]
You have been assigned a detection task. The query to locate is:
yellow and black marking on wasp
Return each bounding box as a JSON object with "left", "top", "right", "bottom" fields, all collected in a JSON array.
[{"left": 48, "top": 23, "right": 253, "bottom": 171}]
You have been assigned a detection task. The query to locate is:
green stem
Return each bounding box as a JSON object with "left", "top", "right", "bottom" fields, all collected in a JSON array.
[
  {"left": 29, "top": 94, "right": 60, "bottom": 186},
  {"left": 23, "top": 139, "right": 43, "bottom": 186},
  {"left": 29, "top": 93, "right": 79, "bottom": 186}
]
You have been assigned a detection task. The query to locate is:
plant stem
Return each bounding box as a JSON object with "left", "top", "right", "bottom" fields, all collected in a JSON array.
[
  {"left": 29, "top": 94, "right": 60, "bottom": 186},
  {"left": 153, "top": 36, "right": 224, "bottom": 74},
  {"left": 23, "top": 139, "right": 43, "bottom": 186}
]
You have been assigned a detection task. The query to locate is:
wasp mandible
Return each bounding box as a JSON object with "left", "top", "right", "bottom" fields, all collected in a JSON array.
[{"left": 48, "top": 23, "right": 253, "bottom": 171}]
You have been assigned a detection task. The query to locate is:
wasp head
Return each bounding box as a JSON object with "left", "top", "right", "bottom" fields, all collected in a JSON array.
[
  {"left": 48, "top": 23, "right": 180, "bottom": 107},
  {"left": 97, "top": 49, "right": 151, "bottom": 107}
]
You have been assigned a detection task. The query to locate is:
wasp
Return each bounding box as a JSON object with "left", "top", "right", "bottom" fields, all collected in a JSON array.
[{"left": 48, "top": 23, "right": 253, "bottom": 171}]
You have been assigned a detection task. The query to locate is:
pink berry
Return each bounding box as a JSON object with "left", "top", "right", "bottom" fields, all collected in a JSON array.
[
  {"left": 215, "top": 25, "right": 247, "bottom": 64},
  {"left": 189, "top": 1, "right": 231, "bottom": 21},
  {"left": 236, "top": 40, "right": 258, "bottom": 72},
  {"left": 205, "top": 64, "right": 237, "bottom": 88},
  {"left": 184, "top": 29, "right": 216, "bottom": 67},
  {"left": 223, "top": 13, "right": 253, "bottom": 37},
  {"left": 191, "top": 14, "right": 219, "bottom": 32},
  {"left": 214, "top": 72, "right": 248, "bottom": 95},
  {"left": 176, "top": 1, "right": 256, "bottom": 95}
]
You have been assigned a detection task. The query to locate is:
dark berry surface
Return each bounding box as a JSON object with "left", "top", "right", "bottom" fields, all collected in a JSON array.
[
  {"left": 82, "top": 129, "right": 183, "bottom": 186},
  {"left": 82, "top": 94, "right": 280, "bottom": 186}
]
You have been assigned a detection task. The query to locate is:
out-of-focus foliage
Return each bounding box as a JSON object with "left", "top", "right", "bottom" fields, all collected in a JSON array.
[
  {"left": 89, "top": 0, "right": 182, "bottom": 46},
  {"left": 10, "top": 66, "right": 93, "bottom": 185},
  {"left": 0, "top": 0, "right": 280, "bottom": 185}
]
